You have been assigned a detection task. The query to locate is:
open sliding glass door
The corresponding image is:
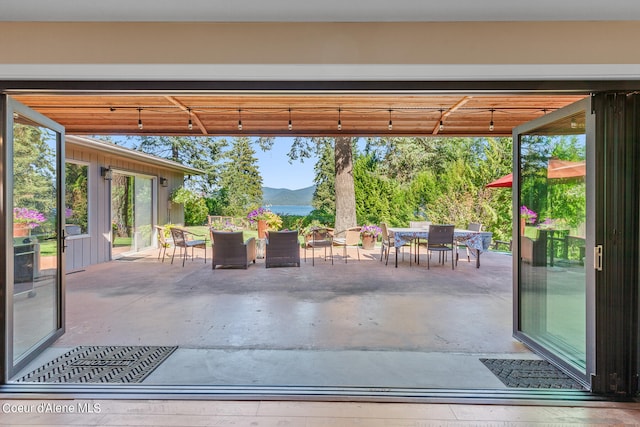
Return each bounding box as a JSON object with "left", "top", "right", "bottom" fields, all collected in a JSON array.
[
  {"left": 2, "top": 96, "right": 66, "bottom": 378},
  {"left": 513, "top": 97, "right": 596, "bottom": 387}
]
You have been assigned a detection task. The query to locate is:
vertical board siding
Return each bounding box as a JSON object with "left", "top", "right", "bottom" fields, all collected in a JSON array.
[{"left": 64, "top": 141, "right": 187, "bottom": 269}]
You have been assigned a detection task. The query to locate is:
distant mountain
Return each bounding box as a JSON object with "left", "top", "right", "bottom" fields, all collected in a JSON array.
[{"left": 263, "top": 185, "right": 315, "bottom": 206}]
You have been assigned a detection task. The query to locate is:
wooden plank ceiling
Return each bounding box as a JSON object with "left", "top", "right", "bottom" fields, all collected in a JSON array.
[{"left": 13, "top": 93, "right": 588, "bottom": 137}]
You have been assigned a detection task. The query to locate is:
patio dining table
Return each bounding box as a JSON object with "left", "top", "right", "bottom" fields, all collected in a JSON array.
[{"left": 388, "top": 227, "right": 493, "bottom": 268}]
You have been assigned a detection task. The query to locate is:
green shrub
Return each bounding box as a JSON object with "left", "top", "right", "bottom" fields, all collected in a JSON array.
[{"left": 171, "top": 187, "right": 209, "bottom": 226}]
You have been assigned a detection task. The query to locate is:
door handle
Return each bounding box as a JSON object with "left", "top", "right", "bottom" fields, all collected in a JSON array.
[{"left": 594, "top": 245, "right": 603, "bottom": 271}]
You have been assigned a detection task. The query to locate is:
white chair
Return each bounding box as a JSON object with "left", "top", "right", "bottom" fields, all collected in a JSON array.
[
  {"left": 457, "top": 222, "right": 483, "bottom": 263},
  {"left": 333, "top": 227, "right": 362, "bottom": 263},
  {"left": 410, "top": 221, "right": 431, "bottom": 264}
]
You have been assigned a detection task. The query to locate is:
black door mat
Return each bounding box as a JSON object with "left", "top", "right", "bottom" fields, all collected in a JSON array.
[
  {"left": 480, "top": 358, "right": 584, "bottom": 389},
  {"left": 17, "top": 345, "right": 177, "bottom": 383}
]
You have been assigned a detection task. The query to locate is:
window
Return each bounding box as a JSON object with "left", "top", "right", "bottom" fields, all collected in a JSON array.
[{"left": 65, "top": 162, "right": 89, "bottom": 235}]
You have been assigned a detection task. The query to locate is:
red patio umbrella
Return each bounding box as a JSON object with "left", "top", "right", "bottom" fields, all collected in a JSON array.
[{"left": 485, "top": 173, "right": 513, "bottom": 188}]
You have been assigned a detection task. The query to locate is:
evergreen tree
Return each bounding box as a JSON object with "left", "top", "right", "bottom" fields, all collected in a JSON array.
[
  {"left": 219, "top": 137, "right": 263, "bottom": 216},
  {"left": 13, "top": 124, "right": 57, "bottom": 230},
  {"left": 126, "top": 135, "right": 227, "bottom": 195},
  {"left": 312, "top": 141, "right": 335, "bottom": 212}
]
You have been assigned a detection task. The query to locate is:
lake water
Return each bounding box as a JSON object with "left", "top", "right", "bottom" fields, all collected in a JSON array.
[{"left": 269, "top": 205, "right": 314, "bottom": 216}]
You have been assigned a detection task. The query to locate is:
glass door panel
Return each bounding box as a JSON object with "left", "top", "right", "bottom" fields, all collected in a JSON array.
[
  {"left": 515, "top": 98, "right": 595, "bottom": 384},
  {"left": 110, "top": 172, "right": 154, "bottom": 256},
  {"left": 111, "top": 173, "right": 134, "bottom": 256},
  {"left": 5, "top": 96, "right": 65, "bottom": 374},
  {"left": 134, "top": 176, "right": 153, "bottom": 251}
]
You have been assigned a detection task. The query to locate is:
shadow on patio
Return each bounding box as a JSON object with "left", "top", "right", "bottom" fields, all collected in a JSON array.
[{"left": 14, "top": 246, "right": 539, "bottom": 389}]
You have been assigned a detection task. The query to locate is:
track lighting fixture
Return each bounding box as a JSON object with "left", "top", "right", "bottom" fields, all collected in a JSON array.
[
  {"left": 570, "top": 117, "right": 577, "bottom": 129},
  {"left": 187, "top": 108, "right": 193, "bottom": 130},
  {"left": 288, "top": 108, "right": 292, "bottom": 131},
  {"left": 238, "top": 108, "right": 243, "bottom": 131},
  {"left": 137, "top": 107, "right": 143, "bottom": 130},
  {"left": 439, "top": 108, "right": 444, "bottom": 131},
  {"left": 388, "top": 109, "right": 393, "bottom": 131},
  {"left": 338, "top": 108, "right": 342, "bottom": 131},
  {"left": 489, "top": 109, "right": 495, "bottom": 132}
]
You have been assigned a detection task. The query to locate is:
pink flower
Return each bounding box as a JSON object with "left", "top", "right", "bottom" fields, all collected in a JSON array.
[{"left": 14, "top": 207, "right": 46, "bottom": 229}]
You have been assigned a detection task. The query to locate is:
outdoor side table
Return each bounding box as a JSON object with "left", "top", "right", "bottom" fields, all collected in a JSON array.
[{"left": 256, "top": 238, "right": 266, "bottom": 259}]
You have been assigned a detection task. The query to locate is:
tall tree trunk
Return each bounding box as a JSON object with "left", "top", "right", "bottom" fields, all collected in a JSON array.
[{"left": 334, "top": 136, "right": 357, "bottom": 237}]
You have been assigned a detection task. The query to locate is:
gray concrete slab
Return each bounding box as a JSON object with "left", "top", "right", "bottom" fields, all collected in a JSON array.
[
  {"left": 144, "top": 348, "right": 541, "bottom": 388},
  {"left": 13, "top": 247, "right": 534, "bottom": 388}
]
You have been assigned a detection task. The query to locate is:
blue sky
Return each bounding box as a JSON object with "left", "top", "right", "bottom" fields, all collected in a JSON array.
[
  {"left": 111, "top": 135, "right": 316, "bottom": 190},
  {"left": 255, "top": 137, "right": 316, "bottom": 190}
]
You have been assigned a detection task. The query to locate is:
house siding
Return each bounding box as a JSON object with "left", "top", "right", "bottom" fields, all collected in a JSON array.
[{"left": 65, "top": 140, "right": 186, "bottom": 270}]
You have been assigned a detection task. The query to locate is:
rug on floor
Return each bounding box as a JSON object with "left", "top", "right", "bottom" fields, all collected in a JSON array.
[
  {"left": 480, "top": 358, "right": 583, "bottom": 389},
  {"left": 17, "top": 345, "right": 177, "bottom": 383}
]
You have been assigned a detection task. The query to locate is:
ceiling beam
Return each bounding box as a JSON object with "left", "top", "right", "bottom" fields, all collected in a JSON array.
[
  {"left": 431, "top": 96, "right": 473, "bottom": 135},
  {"left": 164, "top": 96, "right": 208, "bottom": 135}
]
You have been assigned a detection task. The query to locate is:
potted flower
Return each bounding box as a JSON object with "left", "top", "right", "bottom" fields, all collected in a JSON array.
[
  {"left": 520, "top": 205, "right": 537, "bottom": 235},
  {"left": 247, "top": 207, "right": 282, "bottom": 238},
  {"left": 13, "top": 207, "right": 46, "bottom": 236},
  {"left": 360, "top": 224, "right": 382, "bottom": 250}
]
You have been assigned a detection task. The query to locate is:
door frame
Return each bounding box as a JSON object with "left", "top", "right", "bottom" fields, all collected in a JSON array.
[
  {"left": 1, "top": 95, "right": 66, "bottom": 379},
  {"left": 512, "top": 97, "right": 596, "bottom": 388}
]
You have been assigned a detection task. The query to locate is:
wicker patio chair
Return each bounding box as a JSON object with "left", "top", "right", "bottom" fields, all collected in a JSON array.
[
  {"left": 265, "top": 230, "right": 300, "bottom": 268},
  {"left": 210, "top": 230, "right": 256, "bottom": 270}
]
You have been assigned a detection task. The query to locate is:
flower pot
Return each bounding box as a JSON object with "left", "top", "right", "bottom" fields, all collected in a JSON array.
[
  {"left": 520, "top": 218, "right": 526, "bottom": 236},
  {"left": 14, "top": 223, "right": 30, "bottom": 237},
  {"left": 361, "top": 234, "right": 376, "bottom": 250},
  {"left": 257, "top": 220, "right": 268, "bottom": 239}
]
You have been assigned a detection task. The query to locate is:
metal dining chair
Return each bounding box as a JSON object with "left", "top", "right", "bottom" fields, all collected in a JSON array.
[
  {"left": 304, "top": 227, "right": 334, "bottom": 266},
  {"left": 169, "top": 227, "right": 207, "bottom": 267},
  {"left": 426, "top": 224, "right": 456, "bottom": 270}
]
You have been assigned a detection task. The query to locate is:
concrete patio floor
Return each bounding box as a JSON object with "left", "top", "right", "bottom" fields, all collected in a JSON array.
[{"left": 13, "top": 246, "right": 542, "bottom": 389}]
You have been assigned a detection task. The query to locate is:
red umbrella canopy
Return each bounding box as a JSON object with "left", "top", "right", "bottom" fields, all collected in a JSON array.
[{"left": 485, "top": 173, "right": 513, "bottom": 188}]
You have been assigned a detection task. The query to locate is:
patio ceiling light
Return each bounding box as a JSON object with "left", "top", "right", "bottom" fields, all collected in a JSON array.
[
  {"left": 73, "top": 104, "right": 567, "bottom": 134},
  {"left": 489, "top": 108, "right": 495, "bottom": 132}
]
